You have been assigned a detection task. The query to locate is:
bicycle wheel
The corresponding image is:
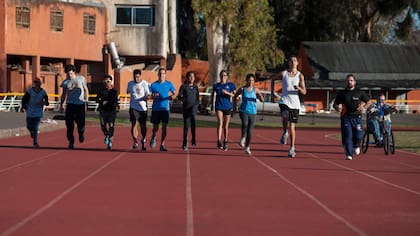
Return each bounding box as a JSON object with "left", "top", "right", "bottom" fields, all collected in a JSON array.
[
  {"left": 390, "top": 130, "right": 395, "bottom": 154},
  {"left": 362, "top": 131, "right": 369, "bottom": 153},
  {"left": 383, "top": 132, "right": 389, "bottom": 155}
]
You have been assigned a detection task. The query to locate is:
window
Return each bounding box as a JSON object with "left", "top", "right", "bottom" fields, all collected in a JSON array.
[
  {"left": 116, "top": 6, "right": 154, "bottom": 26},
  {"left": 16, "top": 6, "right": 30, "bottom": 28},
  {"left": 83, "top": 14, "right": 96, "bottom": 35},
  {"left": 50, "top": 9, "right": 63, "bottom": 32}
]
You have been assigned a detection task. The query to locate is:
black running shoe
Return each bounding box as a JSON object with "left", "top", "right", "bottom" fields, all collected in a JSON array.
[
  {"left": 217, "top": 140, "right": 223, "bottom": 149},
  {"left": 160, "top": 145, "right": 168, "bottom": 152}
]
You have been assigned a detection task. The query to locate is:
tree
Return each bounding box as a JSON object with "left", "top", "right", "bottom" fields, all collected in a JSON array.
[
  {"left": 271, "top": 0, "right": 420, "bottom": 54},
  {"left": 178, "top": 0, "right": 207, "bottom": 59},
  {"left": 192, "top": 0, "right": 284, "bottom": 84}
]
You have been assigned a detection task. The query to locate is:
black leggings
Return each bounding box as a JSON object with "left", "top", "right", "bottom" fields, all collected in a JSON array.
[{"left": 183, "top": 107, "right": 196, "bottom": 144}]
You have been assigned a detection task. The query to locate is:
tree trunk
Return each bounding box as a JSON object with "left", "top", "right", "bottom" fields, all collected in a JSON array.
[
  {"left": 168, "top": 0, "right": 177, "bottom": 54},
  {"left": 206, "top": 19, "right": 230, "bottom": 85}
]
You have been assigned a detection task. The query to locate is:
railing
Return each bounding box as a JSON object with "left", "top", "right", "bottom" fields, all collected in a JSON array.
[
  {"left": 0, "top": 93, "right": 24, "bottom": 112},
  {"left": 371, "top": 99, "right": 420, "bottom": 114},
  {"left": 2, "top": 93, "right": 420, "bottom": 114}
]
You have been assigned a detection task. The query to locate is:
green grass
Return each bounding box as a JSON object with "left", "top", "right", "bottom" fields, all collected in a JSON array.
[{"left": 393, "top": 132, "right": 420, "bottom": 153}]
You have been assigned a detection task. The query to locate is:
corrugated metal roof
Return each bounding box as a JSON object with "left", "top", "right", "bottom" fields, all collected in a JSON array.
[
  {"left": 305, "top": 79, "right": 420, "bottom": 90},
  {"left": 301, "top": 42, "right": 420, "bottom": 75}
]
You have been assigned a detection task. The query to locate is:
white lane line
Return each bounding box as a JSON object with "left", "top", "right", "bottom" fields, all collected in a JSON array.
[
  {"left": 379, "top": 157, "right": 420, "bottom": 170},
  {"left": 318, "top": 133, "right": 420, "bottom": 196},
  {"left": 0, "top": 152, "right": 126, "bottom": 236},
  {"left": 186, "top": 151, "right": 194, "bottom": 236},
  {"left": 0, "top": 135, "right": 101, "bottom": 175},
  {"left": 308, "top": 153, "right": 420, "bottom": 197},
  {"left": 0, "top": 151, "right": 64, "bottom": 174},
  {"left": 250, "top": 154, "right": 368, "bottom": 236}
]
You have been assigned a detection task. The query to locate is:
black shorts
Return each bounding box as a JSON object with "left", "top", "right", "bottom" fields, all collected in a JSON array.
[
  {"left": 129, "top": 108, "right": 148, "bottom": 124},
  {"left": 151, "top": 110, "right": 170, "bottom": 124},
  {"left": 279, "top": 104, "right": 299, "bottom": 123},
  {"left": 216, "top": 109, "right": 232, "bottom": 116}
]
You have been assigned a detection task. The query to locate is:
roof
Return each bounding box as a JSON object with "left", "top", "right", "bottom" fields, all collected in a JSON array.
[
  {"left": 300, "top": 42, "right": 420, "bottom": 83},
  {"left": 305, "top": 79, "right": 420, "bottom": 90}
]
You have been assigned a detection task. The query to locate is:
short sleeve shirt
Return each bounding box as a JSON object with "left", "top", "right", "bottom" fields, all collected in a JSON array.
[
  {"left": 26, "top": 88, "right": 47, "bottom": 118},
  {"left": 150, "top": 80, "right": 176, "bottom": 111},
  {"left": 127, "top": 80, "right": 150, "bottom": 111},
  {"left": 213, "top": 82, "right": 236, "bottom": 110},
  {"left": 334, "top": 88, "right": 370, "bottom": 117},
  {"left": 61, "top": 76, "right": 87, "bottom": 105}
]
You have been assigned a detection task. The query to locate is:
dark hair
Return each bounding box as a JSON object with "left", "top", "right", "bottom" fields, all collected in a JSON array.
[
  {"left": 185, "top": 71, "right": 195, "bottom": 82},
  {"left": 158, "top": 67, "right": 166, "bottom": 76},
  {"left": 133, "top": 69, "right": 142, "bottom": 76},
  {"left": 346, "top": 74, "right": 356, "bottom": 80},
  {"left": 104, "top": 74, "right": 113, "bottom": 81},
  {"left": 64, "top": 64, "right": 76, "bottom": 73},
  {"left": 246, "top": 73, "right": 255, "bottom": 81},
  {"left": 219, "top": 69, "right": 228, "bottom": 78}
]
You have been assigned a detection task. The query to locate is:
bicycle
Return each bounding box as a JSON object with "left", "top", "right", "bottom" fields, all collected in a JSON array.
[
  {"left": 382, "top": 118, "right": 395, "bottom": 155},
  {"left": 362, "top": 106, "right": 396, "bottom": 155}
]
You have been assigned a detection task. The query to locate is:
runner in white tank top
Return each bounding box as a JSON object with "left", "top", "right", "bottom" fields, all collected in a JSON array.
[
  {"left": 279, "top": 70, "right": 301, "bottom": 110},
  {"left": 276, "top": 55, "right": 307, "bottom": 158}
]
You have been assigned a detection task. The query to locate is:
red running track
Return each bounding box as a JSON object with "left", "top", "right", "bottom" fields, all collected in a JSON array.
[{"left": 0, "top": 125, "right": 420, "bottom": 236}]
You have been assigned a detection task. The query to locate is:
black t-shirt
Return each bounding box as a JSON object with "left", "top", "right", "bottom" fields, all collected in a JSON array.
[
  {"left": 98, "top": 88, "right": 119, "bottom": 111},
  {"left": 334, "top": 88, "right": 370, "bottom": 117}
]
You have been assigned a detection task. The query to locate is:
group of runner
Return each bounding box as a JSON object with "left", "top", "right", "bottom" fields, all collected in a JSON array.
[{"left": 21, "top": 55, "right": 377, "bottom": 159}]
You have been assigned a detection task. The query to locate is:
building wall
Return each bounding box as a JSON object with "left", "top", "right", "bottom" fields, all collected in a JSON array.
[
  {"left": 0, "top": 0, "right": 107, "bottom": 93},
  {"left": 104, "top": 0, "right": 168, "bottom": 57},
  {"left": 4, "top": 1, "right": 106, "bottom": 60}
]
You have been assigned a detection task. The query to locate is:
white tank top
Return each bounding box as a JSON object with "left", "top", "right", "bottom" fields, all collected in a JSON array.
[{"left": 279, "top": 70, "right": 301, "bottom": 109}]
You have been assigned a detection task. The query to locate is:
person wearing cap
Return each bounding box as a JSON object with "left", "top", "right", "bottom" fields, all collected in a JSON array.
[
  {"left": 60, "top": 64, "right": 90, "bottom": 149},
  {"left": 127, "top": 69, "right": 151, "bottom": 151},
  {"left": 21, "top": 77, "right": 49, "bottom": 148},
  {"left": 97, "top": 74, "right": 119, "bottom": 150}
]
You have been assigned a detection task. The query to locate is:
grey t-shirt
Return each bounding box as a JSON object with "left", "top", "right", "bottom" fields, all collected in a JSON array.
[{"left": 61, "top": 76, "right": 87, "bottom": 105}]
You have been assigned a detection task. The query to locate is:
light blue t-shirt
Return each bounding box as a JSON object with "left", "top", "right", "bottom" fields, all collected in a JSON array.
[{"left": 150, "top": 80, "right": 176, "bottom": 111}]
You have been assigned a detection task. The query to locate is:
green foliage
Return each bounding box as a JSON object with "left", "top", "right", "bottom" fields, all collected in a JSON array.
[
  {"left": 179, "top": 0, "right": 208, "bottom": 59},
  {"left": 271, "top": 0, "right": 420, "bottom": 54},
  {"left": 192, "top": 0, "right": 284, "bottom": 77},
  {"left": 229, "top": 1, "right": 284, "bottom": 77}
]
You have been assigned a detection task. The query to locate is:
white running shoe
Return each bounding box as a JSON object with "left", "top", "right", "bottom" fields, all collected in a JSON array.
[
  {"left": 245, "top": 147, "right": 251, "bottom": 155},
  {"left": 150, "top": 137, "right": 156, "bottom": 148},
  {"left": 346, "top": 155, "right": 353, "bottom": 160},
  {"left": 281, "top": 131, "right": 288, "bottom": 145},
  {"left": 288, "top": 147, "right": 296, "bottom": 158},
  {"left": 239, "top": 137, "right": 245, "bottom": 148},
  {"left": 354, "top": 147, "right": 360, "bottom": 155}
]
